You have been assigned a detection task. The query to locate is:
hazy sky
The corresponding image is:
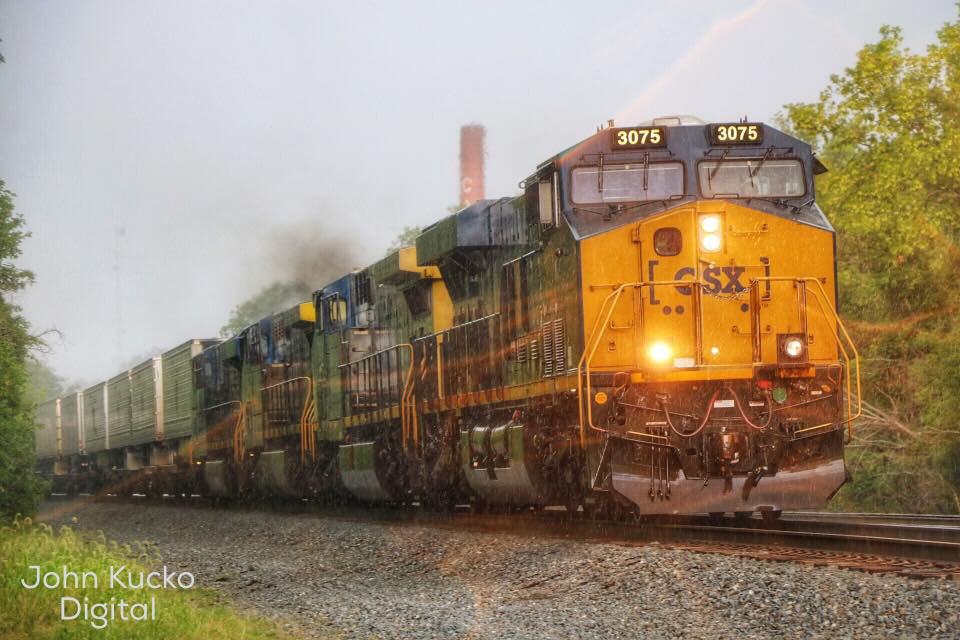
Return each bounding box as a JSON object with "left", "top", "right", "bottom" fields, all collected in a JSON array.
[{"left": 1, "top": 0, "right": 956, "bottom": 384}]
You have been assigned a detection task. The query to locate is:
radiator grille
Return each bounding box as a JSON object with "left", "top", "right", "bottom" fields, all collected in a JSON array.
[
  {"left": 517, "top": 338, "right": 527, "bottom": 363},
  {"left": 542, "top": 318, "right": 566, "bottom": 377}
]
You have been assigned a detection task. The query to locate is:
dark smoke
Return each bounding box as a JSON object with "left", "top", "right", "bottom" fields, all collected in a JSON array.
[
  {"left": 218, "top": 220, "right": 365, "bottom": 337},
  {"left": 265, "top": 223, "right": 362, "bottom": 290}
]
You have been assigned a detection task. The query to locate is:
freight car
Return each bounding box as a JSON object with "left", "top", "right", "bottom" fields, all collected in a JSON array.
[{"left": 36, "top": 116, "right": 860, "bottom": 518}]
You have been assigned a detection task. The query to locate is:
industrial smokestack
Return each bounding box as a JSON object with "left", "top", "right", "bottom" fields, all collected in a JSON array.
[{"left": 459, "top": 124, "right": 485, "bottom": 208}]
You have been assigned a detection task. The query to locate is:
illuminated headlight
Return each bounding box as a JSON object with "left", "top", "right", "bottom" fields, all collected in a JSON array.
[
  {"left": 648, "top": 341, "right": 672, "bottom": 363},
  {"left": 700, "top": 215, "right": 721, "bottom": 233},
  {"left": 700, "top": 233, "right": 722, "bottom": 252},
  {"left": 783, "top": 337, "right": 804, "bottom": 358},
  {"left": 699, "top": 215, "right": 722, "bottom": 252}
]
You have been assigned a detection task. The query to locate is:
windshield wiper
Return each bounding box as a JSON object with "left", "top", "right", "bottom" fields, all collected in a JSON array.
[
  {"left": 708, "top": 149, "right": 729, "bottom": 179},
  {"left": 749, "top": 147, "right": 774, "bottom": 178},
  {"left": 573, "top": 205, "right": 615, "bottom": 219},
  {"left": 597, "top": 153, "right": 604, "bottom": 195},
  {"left": 573, "top": 195, "right": 686, "bottom": 219},
  {"left": 745, "top": 196, "right": 812, "bottom": 213}
]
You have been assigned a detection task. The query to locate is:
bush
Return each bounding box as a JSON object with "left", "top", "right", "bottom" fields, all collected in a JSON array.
[{"left": 0, "top": 178, "right": 47, "bottom": 522}]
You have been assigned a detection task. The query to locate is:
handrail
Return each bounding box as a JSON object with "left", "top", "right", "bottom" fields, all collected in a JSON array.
[
  {"left": 338, "top": 343, "right": 408, "bottom": 369},
  {"left": 394, "top": 344, "right": 415, "bottom": 450},
  {"left": 746, "top": 276, "right": 862, "bottom": 439},
  {"left": 436, "top": 335, "right": 444, "bottom": 400},
  {"left": 335, "top": 343, "right": 416, "bottom": 447},
  {"left": 257, "top": 376, "right": 316, "bottom": 463},
  {"left": 260, "top": 376, "right": 311, "bottom": 392},
  {"left": 196, "top": 399, "right": 242, "bottom": 461},
  {"left": 412, "top": 312, "right": 500, "bottom": 343},
  {"left": 577, "top": 276, "right": 862, "bottom": 447},
  {"left": 780, "top": 277, "right": 862, "bottom": 437},
  {"left": 299, "top": 378, "right": 316, "bottom": 463},
  {"left": 201, "top": 400, "right": 242, "bottom": 413},
  {"left": 577, "top": 281, "right": 691, "bottom": 448},
  {"left": 232, "top": 402, "right": 247, "bottom": 464},
  {"left": 411, "top": 312, "right": 501, "bottom": 405}
]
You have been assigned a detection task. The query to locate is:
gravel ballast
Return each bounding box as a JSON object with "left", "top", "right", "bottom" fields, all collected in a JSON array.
[{"left": 37, "top": 499, "right": 960, "bottom": 639}]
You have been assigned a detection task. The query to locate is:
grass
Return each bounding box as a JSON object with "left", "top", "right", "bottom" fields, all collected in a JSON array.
[{"left": 0, "top": 516, "right": 294, "bottom": 640}]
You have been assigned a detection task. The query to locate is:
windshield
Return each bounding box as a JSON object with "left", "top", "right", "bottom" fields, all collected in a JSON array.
[
  {"left": 698, "top": 158, "right": 805, "bottom": 198},
  {"left": 572, "top": 162, "right": 684, "bottom": 204}
]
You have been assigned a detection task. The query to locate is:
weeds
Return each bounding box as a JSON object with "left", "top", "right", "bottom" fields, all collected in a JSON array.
[{"left": 0, "top": 515, "right": 290, "bottom": 639}]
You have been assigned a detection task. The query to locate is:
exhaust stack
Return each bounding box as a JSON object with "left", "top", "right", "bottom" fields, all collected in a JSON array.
[{"left": 459, "top": 124, "right": 485, "bottom": 208}]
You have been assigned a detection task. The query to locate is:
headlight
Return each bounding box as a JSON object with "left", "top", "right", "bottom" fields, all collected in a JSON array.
[
  {"left": 783, "top": 337, "right": 804, "bottom": 358},
  {"left": 700, "top": 233, "right": 722, "bottom": 252},
  {"left": 648, "top": 341, "right": 672, "bottom": 363},
  {"left": 699, "top": 215, "right": 722, "bottom": 252},
  {"left": 700, "top": 215, "right": 721, "bottom": 233}
]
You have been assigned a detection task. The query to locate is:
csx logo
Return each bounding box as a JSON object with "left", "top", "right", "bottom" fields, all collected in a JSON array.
[{"left": 647, "top": 259, "right": 769, "bottom": 304}]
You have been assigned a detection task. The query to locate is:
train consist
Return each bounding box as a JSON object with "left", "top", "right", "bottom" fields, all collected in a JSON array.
[{"left": 35, "top": 116, "right": 860, "bottom": 517}]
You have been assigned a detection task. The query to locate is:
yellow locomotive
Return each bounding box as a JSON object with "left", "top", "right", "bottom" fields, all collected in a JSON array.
[{"left": 570, "top": 117, "right": 860, "bottom": 516}]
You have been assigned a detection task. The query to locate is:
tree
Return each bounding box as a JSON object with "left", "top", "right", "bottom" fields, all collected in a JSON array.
[
  {"left": 25, "top": 357, "right": 64, "bottom": 405},
  {"left": 385, "top": 225, "right": 422, "bottom": 256},
  {"left": 0, "top": 180, "right": 47, "bottom": 520},
  {"left": 778, "top": 13, "right": 960, "bottom": 512},
  {"left": 219, "top": 280, "right": 313, "bottom": 337}
]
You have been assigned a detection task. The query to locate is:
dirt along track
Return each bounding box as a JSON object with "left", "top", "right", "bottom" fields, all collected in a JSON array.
[{"left": 37, "top": 497, "right": 960, "bottom": 639}]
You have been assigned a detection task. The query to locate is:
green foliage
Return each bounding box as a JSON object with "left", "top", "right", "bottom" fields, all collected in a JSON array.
[
  {"left": 219, "top": 280, "right": 312, "bottom": 337},
  {"left": 25, "top": 358, "right": 65, "bottom": 406},
  {"left": 385, "top": 225, "right": 422, "bottom": 255},
  {"left": 0, "top": 321, "right": 48, "bottom": 521},
  {"left": 0, "top": 519, "right": 293, "bottom": 639},
  {"left": 778, "top": 12, "right": 960, "bottom": 512},
  {"left": 0, "top": 181, "right": 47, "bottom": 522},
  {"left": 0, "top": 181, "right": 33, "bottom": 295}
]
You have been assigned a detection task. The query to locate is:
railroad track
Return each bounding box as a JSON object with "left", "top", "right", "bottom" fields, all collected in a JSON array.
[
  {"left": 782, "top": 510, "right": 960, "bottom": 525},
  {"left": 46, "top": 495, "right": 960, "bottom": 580},
  {"left": 627, "top": 513, "right": 960, "bottom": 579}
]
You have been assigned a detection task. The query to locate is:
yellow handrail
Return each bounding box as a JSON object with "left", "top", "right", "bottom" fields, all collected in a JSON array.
[
  {"left": 393, "top": 344, "right": 415, "bottom": 450},
  {"left": 337, "top": 343, "right": 416, "bottom": 447},
  {"left": 298, "top": 378, "right": 315, "bottom": 463},
  {"left": 745, "top": 276, "right": 862, "bottom": 438},
  {"left": 577, "top": 281, "right": 690, "bottom": 447},
  {"left": 577, "top": 277, "right": 862, "bottom": 446},
  {"left": 232, "top": 402, "right": 247, "bottom": 464},
  {"left": 257, "top": 376, "right": 315, "bottom": 463}
]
